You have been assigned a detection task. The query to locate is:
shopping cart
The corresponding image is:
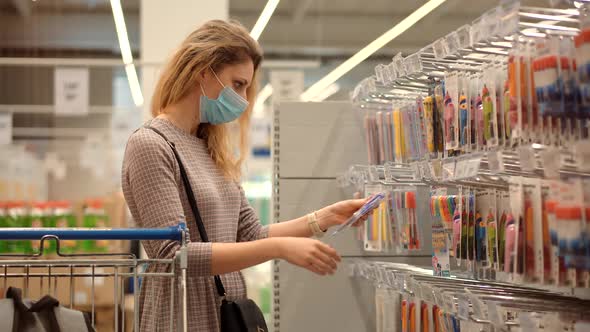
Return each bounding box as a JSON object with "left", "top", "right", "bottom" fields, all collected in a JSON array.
[{"left": 0, "top": 223, "right": 189, "bottom": 332}]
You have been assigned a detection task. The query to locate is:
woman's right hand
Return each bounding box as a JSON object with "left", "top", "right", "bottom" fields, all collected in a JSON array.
[{"left": 277, "top": 237, "right": 341, "bottom": 276}]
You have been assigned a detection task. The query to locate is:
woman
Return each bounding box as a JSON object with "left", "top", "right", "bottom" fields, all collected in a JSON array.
[{"left": 122, "top": 20, "right": 367, "bottom": 331}]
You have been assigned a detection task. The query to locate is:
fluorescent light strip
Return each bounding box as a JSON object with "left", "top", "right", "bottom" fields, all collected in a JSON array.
[
  {"left": 110, "top": 0, "right": 143, "bottom": 106},
  {"left": 254, "top": 83, "right": 274, "bottom": 116},
  {"left": 250, "top": 0, "right": 280, "bottom": 41},
  {"left": 125, "top": 64, "right": 144, "bottom": 107},
  {"left": 110, "top": 0, "right": 133, "bottom": 65},
  {"left": 300, "top": 0, "right": 447, "bottom": 101},
  {"left": 307, "top": 84, "right": 340, "bottom": 102}
]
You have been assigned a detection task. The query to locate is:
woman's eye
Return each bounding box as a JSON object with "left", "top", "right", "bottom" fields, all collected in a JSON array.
[{"left": 234, "top": 82, "right": 243, "bottom": 89}]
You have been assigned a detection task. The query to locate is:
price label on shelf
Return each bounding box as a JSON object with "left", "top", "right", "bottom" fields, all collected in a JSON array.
[
  {"left": 573, "top": 140, "right": 590, "bottom": 172},
  {"left": 519, "top": 312, "right": 537, "bottom": 332},
  {"left": 457, "top": 294, "right": 470, "bottom": 320},
  {"left": 0, "top": 112, "right": 12, "bottom": 146},
  {"left": 487, "top": 302, "right": 504, "bottom": 328},
  {"left": 383, "top": 163, "right": 394, "bottom": 182},
  {"left": 433, "top": 37, "right": 448, "bottom": 59},
  {"left": 442, "top": 160, "right": 456, "bottom": 181},
  {"left": 433, "top": 289, "right": 444, "bottom": 308},
  {"left": 487, "top": 150, "right": 504, "bottom": 174},
  {"left": 518, "top": 146, "right": 536, "bottom": 172},
  {"left": 368, "top": 166, "right": 379, "bottom": 183},
  {"left": 411, "top": 162, "right": 421, "bottom": 180},
  {"left": 454, "top": 159, "right": 468, "bottom": 180},
  {"left": 420, "top": 161, "right": 432, "bottom": 180},
  {"left": 540, "top": 147, "right": 561, "bottom": 179},
  {"left": 443, "top": 293, "right": 455, "bottom": 313},
  {"left": 466, "top": 156, "right": 482, "bottom": 178},
  {"left": 54, "top": 67, "right": 89, "bottom": 116},
  {"left": 420, "top": 284, "right": 435, "bottom": 304},
  {"left": 465, "top": 289, "right": 486, "bottom": 320},
  {"left": 430, "top": 159, "right": 442, "bottom": 181}
]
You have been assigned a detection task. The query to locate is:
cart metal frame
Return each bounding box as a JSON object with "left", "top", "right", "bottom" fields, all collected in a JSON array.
[{"left": 0, "top": 223, "right": 189, "bottom": 332}]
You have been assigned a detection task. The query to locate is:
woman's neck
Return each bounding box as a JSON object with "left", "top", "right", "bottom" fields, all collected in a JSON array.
[{"left": 158, "top": 93, "right": 200, "bottom": 135}]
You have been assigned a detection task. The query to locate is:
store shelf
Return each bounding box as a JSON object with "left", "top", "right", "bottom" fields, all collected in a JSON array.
[{"left": 277, "top": 101, "right": 368, "bottom": 179}]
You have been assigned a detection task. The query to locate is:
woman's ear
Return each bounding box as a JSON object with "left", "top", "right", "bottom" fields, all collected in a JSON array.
[{"left": 198, "top": 70, "right": 206, "bottom": 80}]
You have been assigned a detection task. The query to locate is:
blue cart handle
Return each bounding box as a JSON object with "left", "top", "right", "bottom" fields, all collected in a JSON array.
[{"left": 0, "top": 223, "right": 187, "bottom": 241}]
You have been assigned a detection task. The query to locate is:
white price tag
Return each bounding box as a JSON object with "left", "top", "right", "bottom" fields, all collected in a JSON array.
[
  {"left": 465, "top": 157, "right": 482, "bottom": 178},
  {"left": 454, "top": 159, "right": 467, "bottom": 180},
  {"left": 518, "top": 146, "right": 536, "bottom": 171},
  {"left": 411, "top": 163, "right": 421, "bottom": 180},
  {"left": 487, "top": 150, "right": 504, "bottom": 174},
  {"left": 368, "top": 166, "right": 379, "bottom": 182},
  {"left": 420, "top": 284, "right": 435, "bottom": 304},
  {"left": 540, "top": 147, "right": 561, "bottom": 179},
  {"left": 54, "top": 67, "right": 89, "bottom": 116},
  {"left": 465, "top": 289, "right": 486, "bottom": 319},
  {"left": 519, "top": 312, "right": 537, "bottom": 332},
  {"left": 0, "top": 112, "right": 12, "bottom": 146},
  {"left": 442, "top": 160, "right": 456, "bottom": 181},
  {"left": 269, "top": 70, "right": 305, "bottom": 101},
  {"left": 421, "top": 161, "right": 432, "bottom": 180},
  {"left": 457, "top": 295, "right": 470, "bottom": 320},
  {"left": 429, "top": 160, "right": 440, "bottom": 181},
  {"left": 417, "top": 163, "right": 426, "bottom": 180},
  {"left": 383, "top": 163, "right": 394, "bottom": 182},
  {"left": 487, "top": 302, "right": 503, "bottom": 328},
  {"left": 573, "top": 140, "right": 590, "bottom": 172},
  {"left": 433, "top": 289, "right": 444, "bottom": 308},
  {"left": 443, "top": 293, "right": 455, "bottom": 313},
  {"left": 433, "top": 38, "right": 448, "bottom": 59}
]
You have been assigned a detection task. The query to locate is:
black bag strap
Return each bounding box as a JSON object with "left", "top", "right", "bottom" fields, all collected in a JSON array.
[
  {"left": 6, "top": 287, "right": 62, "bottom": 332},
  {"left": 143, "top": 124, "right": 227, "bottom": 298}
]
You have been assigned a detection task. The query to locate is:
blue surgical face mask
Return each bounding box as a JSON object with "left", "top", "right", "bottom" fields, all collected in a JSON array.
[{"left": 199, "top": 69, "right": 249, "bottom": 124}]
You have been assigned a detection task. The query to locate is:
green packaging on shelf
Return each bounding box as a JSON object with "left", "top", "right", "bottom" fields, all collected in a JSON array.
[
  {"left": 6, "top": 202, "right": 28, "bottom": 254},
  {"left": 29, "top": 202, "right": 46, "bottom": 254},
  {"left": 0, "top": 203, "right": 7, "bottom": 253},
  {"left": 82, "top": 199, "right": 110, "bottom": 253},
  {"left": 34, "top": 201, "right": 58, "bottom": 255},
  {"left": 54, "top": 201, "right": 78, "bottom": 254}
]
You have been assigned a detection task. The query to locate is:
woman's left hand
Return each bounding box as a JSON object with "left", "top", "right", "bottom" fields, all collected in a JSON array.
[{"left": 316, "top": 197, "right": 372, "bottom": 231}]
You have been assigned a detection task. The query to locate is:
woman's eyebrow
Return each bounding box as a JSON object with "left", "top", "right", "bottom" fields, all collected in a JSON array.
[{"left": 235, "top": 77, "right": 249, "bottom": 85}]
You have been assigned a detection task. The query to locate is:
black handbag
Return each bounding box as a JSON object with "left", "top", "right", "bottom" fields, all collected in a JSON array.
[{"left": 145, "top": 125, "right": 269, "bottom": 332}]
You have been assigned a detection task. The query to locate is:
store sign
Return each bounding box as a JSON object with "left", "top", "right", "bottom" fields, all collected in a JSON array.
[
  {"left": 269, "top": 70, "right": 304, "bottom": 102},
  {"left": 0, "top": 112, "right": 12, "bottom": 145},
  {"left": 54, "top": 67, "right": 89, "bottom": 116}
]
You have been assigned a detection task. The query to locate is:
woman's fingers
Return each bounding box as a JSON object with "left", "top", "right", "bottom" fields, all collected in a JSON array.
[
  {"left": 305, "top": 262, "right": 326, "bottom": 275},
  {"left": 317, "top": 242, "right": 341, "bottom": 262},
  {"left": 312, "top": 250, "right": 337, "bottom": 271},
  {"left": 308, "top": 256, "right": 334, "bottom": 275},
  {"left": 348, "top": 198, "right": 367, "bottom": 210},
  {"left": 352, "top": 214, "right": 369, "bottom": 227}
]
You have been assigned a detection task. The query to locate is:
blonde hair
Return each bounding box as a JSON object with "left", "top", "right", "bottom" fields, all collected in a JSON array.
[{"left": 151, "top": 20, "right": 263, "bottom": 181}]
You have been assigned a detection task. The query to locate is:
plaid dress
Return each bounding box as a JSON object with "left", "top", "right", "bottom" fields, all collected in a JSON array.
[{"left": 122, "top": 118, "right": 268, "bottom": 331}]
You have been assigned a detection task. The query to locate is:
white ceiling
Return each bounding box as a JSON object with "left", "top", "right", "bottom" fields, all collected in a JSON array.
[
  {"left": 0, "top": 0, "right": 555, "bottom": 58},
  {"left": 0, "top": 0, "right": 572, "bottom": 101}
]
